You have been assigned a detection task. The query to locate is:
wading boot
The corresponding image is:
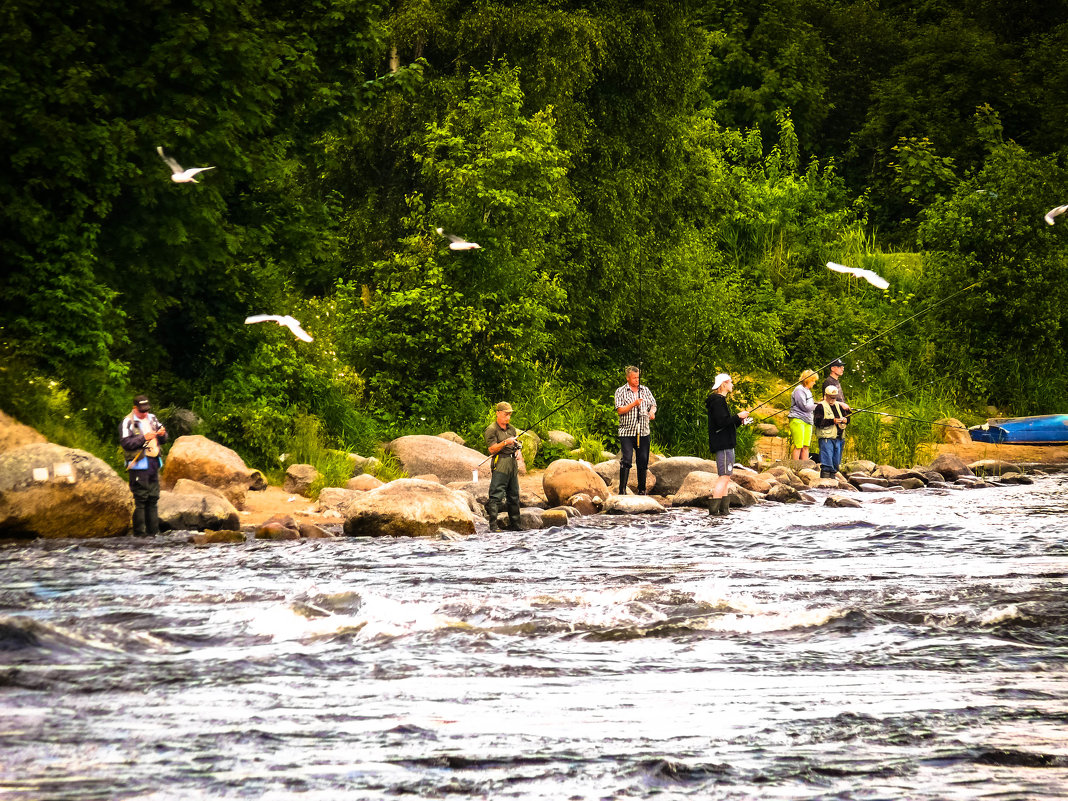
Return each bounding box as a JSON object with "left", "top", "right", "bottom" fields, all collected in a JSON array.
[
  {"left": 708, "top": 496, "right": 724, "bottom": 517},
  {"left": 485, "top": 502, "right": 499, "bottom": 532},
  {"left": 636, "top": 467, "right": 647, "bottom": 496},
  {"left": 719, "top": 496, "right": 731, "bottom": 516},
  {"left": 618, "top": 467, "right": 630, "bottom": 495}
]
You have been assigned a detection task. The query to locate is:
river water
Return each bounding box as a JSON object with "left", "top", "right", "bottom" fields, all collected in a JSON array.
[{"left": 2, "top": 475, "right": 1067, "bottom": 800}]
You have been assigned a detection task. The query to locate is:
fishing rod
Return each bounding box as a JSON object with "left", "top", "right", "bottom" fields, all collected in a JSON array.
[
  {"left": 755, "top": 375, "right": 947, "bottom": 426},
  {"left": 474, "top": 369, "right": 619, "bottom": 473},
  {"left": 744, "top": 281, "right": 980, "bottom": 419},
  {"left": 845, "top": 407, "right": 968, "bottom": 429}
]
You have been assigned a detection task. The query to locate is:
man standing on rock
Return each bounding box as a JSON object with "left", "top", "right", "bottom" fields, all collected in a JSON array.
[
  {"left": 119, "top": 394, "right": 168, "bottom": 537},
  {"left": 614, "top": 366, "right": 657, "bottom": 495},
  {"left": 483, "top": 402, "right": 522, "bottom": 532}
]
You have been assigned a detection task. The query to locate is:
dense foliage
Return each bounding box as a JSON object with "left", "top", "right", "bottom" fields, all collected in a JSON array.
[{"left": 3, "top": 0, "right": 1068, "bottom": 468}]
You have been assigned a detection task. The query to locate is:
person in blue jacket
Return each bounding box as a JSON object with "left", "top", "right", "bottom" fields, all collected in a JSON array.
[{"left": 119, "top": 395, "right": 168, "bottom": 536}]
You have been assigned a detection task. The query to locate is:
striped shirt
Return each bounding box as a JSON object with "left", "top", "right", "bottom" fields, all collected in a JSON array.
[{"left": 614, "top": 384, "right": 657, "bottom": 437}]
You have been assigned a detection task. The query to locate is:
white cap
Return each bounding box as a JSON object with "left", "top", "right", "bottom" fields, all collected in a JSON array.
[
  {"left": 824, "top": 385, "right": 839, "bottom": 395},
  {"left": 712, "top": 373, "right": 731, "bottom": 390}
]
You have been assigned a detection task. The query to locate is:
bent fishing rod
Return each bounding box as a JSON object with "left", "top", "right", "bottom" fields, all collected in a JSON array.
[{"left": 745, "top": 281, "right": 980, "bottom": 420}]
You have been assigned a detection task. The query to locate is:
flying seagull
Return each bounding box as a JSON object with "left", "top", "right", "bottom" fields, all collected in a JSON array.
[
  {"left": 825, "top": 262, "right": 890, "bottom": 290},
  {"left": 244, "top": 315, "right": 313, "bottom": 342},
  {"left": 156, "top": 146, "right": 215, "bottom": 183},
  {"left": 435, "top": 227, "right": 481, "bottom": 251},
  {"left": 1044, "top": 204, "right": 1068, "bottom": 225}
]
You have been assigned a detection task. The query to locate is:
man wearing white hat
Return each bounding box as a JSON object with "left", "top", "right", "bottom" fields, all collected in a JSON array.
[
  {"left": 705, "top": 373, "right": 749, "bottom": 517},
  {"left": 814, "top": 385, "right": 849, "bottom": 478}
]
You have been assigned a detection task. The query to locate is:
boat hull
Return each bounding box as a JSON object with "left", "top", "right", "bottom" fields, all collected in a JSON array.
[{"left": 968, "top": 414, "right": 1068, "bottom": 445}]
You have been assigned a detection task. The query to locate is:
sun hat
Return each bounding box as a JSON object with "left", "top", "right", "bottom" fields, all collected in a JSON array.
[{"left": 712, "top": 373, "right": 731, "bottom": 391}]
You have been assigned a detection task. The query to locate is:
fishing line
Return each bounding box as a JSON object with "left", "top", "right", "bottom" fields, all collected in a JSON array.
[{"left": 744, "top": 281, "right": 980, "bottom": 419}]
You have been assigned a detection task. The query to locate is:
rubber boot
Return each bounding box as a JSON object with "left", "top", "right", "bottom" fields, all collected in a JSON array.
[
  {"left": 485, "top": 502, "right": 499, "bottom": 532},
  {"left": 506, "top": 496, "right": 522, "bottom": 532},
  {"left": 132, "top": 505, "right": 147, "bottom": 537},
  {"left": 636, "top": 467, "right": 647, "bottom": 496},
  {"left": 618, "top": 467, "right": 631, "bottom": 495},
  {"left": 708, "top": 495, "right": 724, "bottom": 517},
  {"left": 719, "top": 496, "right": 731, "bottom": 516},
  {"left": 145, "top": 500, "right": 160, "bottom": 537}
]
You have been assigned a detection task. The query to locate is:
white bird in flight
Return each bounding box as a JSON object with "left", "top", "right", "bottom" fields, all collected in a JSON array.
[
  {"left": 244, "top": 315, "right": 313, "bottom": 342},
  {"left": 825, "top": 262, "right": 890, "bottom": 290},
  {"left": 435, "top": 227, "right": 481, "bottom": 250},
  {"left": 156, "top": 146, "right": 215, "bottom": 183},
  {"left": 1044, "top": 204, "right": 1068, "bottom": 225}
]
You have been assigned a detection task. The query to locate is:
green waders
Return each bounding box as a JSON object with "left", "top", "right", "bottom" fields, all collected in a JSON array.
[{"left": 485, "top": 454, "right": 522, "bottom": 531}]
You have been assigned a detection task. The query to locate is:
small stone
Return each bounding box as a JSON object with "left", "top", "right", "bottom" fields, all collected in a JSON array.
[{"left": 825, "top": 495, "right": 862, "bottom": 508}]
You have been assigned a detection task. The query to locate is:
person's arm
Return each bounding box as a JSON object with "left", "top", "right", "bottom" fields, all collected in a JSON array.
[
  {"left": 814, "top": 404, "right": 828, "bottom": 429},
  {"left": 800, "top": 388, "right": 816, "bottom": 414},
  {"left": 708, "top": 395, "right": 741, "bottom": 431}
]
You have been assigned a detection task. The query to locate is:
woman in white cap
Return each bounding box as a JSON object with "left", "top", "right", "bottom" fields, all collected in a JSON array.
[{"left": 704, "top": 373, "right": 749, "bottom": 517}]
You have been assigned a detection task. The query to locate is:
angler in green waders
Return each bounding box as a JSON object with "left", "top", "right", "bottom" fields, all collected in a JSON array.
[{"left": 483, "top": 402, "right": 522, "bottom": 531}]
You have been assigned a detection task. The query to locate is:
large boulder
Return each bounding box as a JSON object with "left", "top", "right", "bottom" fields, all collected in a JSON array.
[
  {"left": 341, "top": 479, "right": 477, "bottom": 537},
  {"left": 968, "top": 459, "right": 1022, "bottom": 477},
  {"left": 927, "top": 453, "right": 974, "bottom": 482},
  {"left": 161, "top": 435, "right": 256, "bottom": 510},
  {"left": 283, "top": 463, "right": 321, "bottom": 497},
  {"left": 387, "top": 434, "right": 524, "bottom": 482},
  {"left": 446, "top": 478, "right": 545, "bottom": 509},
  {"left": 0, "top": 443, "right": 134, "bottom": 538},
  {"left": 0, "top": 410, "right": 47, "bottom": 455},
  {"left": 437, "top": 431, "right": 466, "bottom": 446},
  {"left": 318, "top": 487, "right": 359, "bottom": 514},
  {"left": 649, "top": 456, "right": 720, "bottom": 495},
  {"left": 158, "top": 490, "right": 240, "bottom": 532},
  {"left": 726, "top": 482, "right": 760, "bottom": 507},
  {"left": 542, "top": 459, "right": 609, "bottom": 507},
  {"left": 592, "top": 459, "right": 657, "bottom": 495},
  {"left": 172, "top": 478, "right": 230, "bottom": 503},
  {"left": 671, "top": 471, "right": 718, "bottom": 508}
]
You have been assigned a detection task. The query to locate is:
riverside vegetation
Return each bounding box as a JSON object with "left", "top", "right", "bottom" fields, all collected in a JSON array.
[{"left": 4, "top": 1, "right": 1068, "bottom": 486}]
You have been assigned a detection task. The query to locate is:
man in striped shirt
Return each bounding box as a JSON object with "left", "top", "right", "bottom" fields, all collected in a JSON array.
[{"left": 614, "top": 366, "right": 657, "bottom": 495}]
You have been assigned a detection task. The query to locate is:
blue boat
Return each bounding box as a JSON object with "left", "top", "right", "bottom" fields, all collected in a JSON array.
[{"left": 968, "top": 414, "right": 1068, "bottom": 445}]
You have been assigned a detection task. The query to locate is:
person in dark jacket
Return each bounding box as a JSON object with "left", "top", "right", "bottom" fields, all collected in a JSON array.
[
  {"left": 704, "top": 373, "right": 749, "bottom": 517},
  {"left": 119, "top": 394, "right": 168, "bottom": 536}
]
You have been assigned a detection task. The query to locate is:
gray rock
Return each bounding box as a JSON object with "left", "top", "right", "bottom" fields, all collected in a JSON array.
[
  {"left": 968, "top": 459, "right": 1023, "bottom": 476},
  {"left": 319, "top": 487, "right": 360, "bottom": 513},
  {"left": 283, "top": 464, "right": 321, "bottom": 497},
  {"left": 158, "top": 490, "right": 240, "bottom": 532},
  {"left": 388, "top": 435, "right": 522, "bottom": 481},
  {"left": 842, "top": 459, "right": 877, "bottom": 475},
  {"left": 891, "top": 478, "right": 926, "bottom": 490},
  {"left": 547, "top": 430, "right": 576, "bottom": 448},
  {"left": 766, "top": 483, "right": 801, "bottom": 503},
  {"left": 603, "top": 495, "right": 666, "bottom": 514},
  {"left": 160, "top": 435, "right": 256, "bottom": 510},
  {"left": 494, "top": 507, "right": 546, "bottom": 530},
  {"left": 649, "top": 456, "right": 720, "bottom": 495},
  {"left": 825, "top": 495, "right": 862, "bottom": 508},
  {"left": 927, "top": 453, "right": 974, "bottom": 482},
  {"left": 342, "top": 479, "right": 476, "bottom": 537},
  {"left": 0, "top": 443, "right": 134, "bottom": 539},
  {"left": 856, "top": 483, "right": 891, "bottom": 493}
]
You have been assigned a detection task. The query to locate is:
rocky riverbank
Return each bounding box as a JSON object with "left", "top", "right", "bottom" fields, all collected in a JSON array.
[{"left": 1, "top": 410, "right": 1065, "bottom": 542}]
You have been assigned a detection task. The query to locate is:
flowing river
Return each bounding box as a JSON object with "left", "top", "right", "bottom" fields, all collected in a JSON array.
[{"left": 2, "top": 475, "right": 1067, "bottom": 800}]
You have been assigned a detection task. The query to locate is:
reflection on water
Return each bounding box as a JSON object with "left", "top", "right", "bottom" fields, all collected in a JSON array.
[{"left": 1, "top": 477, "right": 1067, "bottom": 799}]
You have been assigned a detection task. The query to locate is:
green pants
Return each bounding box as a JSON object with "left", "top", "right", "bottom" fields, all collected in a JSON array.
[{"left": 486, "top": 457, "right": 521, "bottom": 530}]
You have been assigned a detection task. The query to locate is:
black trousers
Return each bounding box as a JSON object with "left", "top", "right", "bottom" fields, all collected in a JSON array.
[
  {"left": 619, "top": 435, "right": 650, "bottom": 491},
  {"left": 129, "top": 473, "right": 161, "bottom": 536}
]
